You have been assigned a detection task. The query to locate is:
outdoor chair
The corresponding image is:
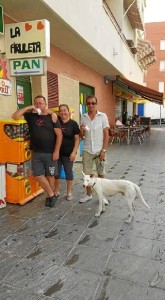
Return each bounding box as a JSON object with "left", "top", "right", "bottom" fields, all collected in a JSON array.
[
  {"left": 130, "top": 128, "right": 142, "bottom": 144},
  {"left": 109, "top": 128, "right": 117, "bottom": 144},
  {"left": 109, "top": 128, "right": 127, "bottom": 144}
]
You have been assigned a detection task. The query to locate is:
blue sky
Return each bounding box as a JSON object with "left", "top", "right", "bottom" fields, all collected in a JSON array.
[{"left": 145, "top": 0, "right": 165, "bottom": 22}]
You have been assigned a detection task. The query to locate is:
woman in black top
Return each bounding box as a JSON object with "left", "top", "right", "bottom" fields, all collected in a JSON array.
[{"left": 54, "top": 104, "right": 80, "bottom": 200}]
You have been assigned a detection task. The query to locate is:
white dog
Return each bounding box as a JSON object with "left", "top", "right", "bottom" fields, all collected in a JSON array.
[{"left": 82, "top": 172, "right": 150, "bottom": 223}]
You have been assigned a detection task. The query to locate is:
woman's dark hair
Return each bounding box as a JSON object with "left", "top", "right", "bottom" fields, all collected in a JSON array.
[{"left": 59, "top": 104, "right": 70, "bottom": 111}]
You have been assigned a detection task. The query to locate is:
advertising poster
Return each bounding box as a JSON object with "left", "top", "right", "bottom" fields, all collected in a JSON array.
[{"left": 0, "top": 59, "right": 12, "bottom": 95}]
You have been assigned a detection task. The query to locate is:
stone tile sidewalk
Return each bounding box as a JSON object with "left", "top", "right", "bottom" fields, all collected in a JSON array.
[{"left": 0, "top": 127, "right": 165, "bottom": 300}]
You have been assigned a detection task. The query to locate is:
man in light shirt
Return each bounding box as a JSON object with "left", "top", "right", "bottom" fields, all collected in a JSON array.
[
  {"left": 115, "top": 116, "right": 124, "bottom": 127},
  {"left": 79, "top": 95, "right": 109, "bottom": 203}
]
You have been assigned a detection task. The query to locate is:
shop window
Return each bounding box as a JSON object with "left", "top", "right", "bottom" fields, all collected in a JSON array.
[
  {"left": 160, "top": 61, "right": 165, "bottom": 71},
  {"left": 79, "top": 83, "right": 94, "bottom": 118},
  {"left": 160, "top": 40, "right": 165, "bottom": 50},
  {"left": 16, "top": 77, "right": 32, "bottom": 109},
  {"left": 159, "top": 81, "right": 164, "bottom": 93}
]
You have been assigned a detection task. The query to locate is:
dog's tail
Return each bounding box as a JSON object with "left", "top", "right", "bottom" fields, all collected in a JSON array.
[{"left": 134, "top": 184, "right": 150, "bottom": 209}]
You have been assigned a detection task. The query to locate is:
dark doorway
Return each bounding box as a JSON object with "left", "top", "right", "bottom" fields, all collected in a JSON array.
[{"left": 122, "top": 100, "right": 127, "bottom": 125}]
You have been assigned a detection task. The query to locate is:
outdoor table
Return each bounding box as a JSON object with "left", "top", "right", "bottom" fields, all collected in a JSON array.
[{"left": 116, "top": 126, "right": 141, "bottom": 144}]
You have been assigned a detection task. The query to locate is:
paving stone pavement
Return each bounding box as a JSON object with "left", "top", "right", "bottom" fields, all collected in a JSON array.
[{"left": 1, "top": 127, "right": 165, "bottom": 300}]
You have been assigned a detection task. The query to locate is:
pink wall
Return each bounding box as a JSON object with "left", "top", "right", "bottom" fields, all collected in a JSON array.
[
  {"left": 4, "top": 15, "right": 16, "bottom": 24},
  {"left": 48, "top": 45, "right": 116, "bottom": 126},
  {"left": 144, "top": 22, "right": 165, "bottom": 92}
]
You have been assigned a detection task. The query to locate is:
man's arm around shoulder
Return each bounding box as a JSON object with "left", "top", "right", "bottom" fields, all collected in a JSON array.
[{"left": 11, "top": 105, "right": 34, "bottom": 120}]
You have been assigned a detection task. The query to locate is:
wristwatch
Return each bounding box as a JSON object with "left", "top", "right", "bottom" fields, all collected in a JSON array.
[{"left": 102, "top": 149, "right": 106, "bottom": 153}]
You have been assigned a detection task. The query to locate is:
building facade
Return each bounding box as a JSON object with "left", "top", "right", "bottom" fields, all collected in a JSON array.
[
  {"left": 0, "top": 0, "right": 156, "bottom": 126},
  {"left": 144, "top": 22, "right": 165, "bottom": 122}
]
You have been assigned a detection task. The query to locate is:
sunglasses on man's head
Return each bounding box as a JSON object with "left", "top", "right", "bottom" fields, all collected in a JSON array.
[{"left": 86, "top": 102, "right": 97, "bottom": 105}]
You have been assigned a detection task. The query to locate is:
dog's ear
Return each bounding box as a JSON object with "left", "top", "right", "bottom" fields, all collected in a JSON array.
[{"left": 82, "top": 171, "right": 85, "bottom": 177}]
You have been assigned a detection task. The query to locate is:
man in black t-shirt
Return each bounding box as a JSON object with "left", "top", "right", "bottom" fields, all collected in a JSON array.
[{"left": 11, "top": 95, "right": 62, "bottom": 208}]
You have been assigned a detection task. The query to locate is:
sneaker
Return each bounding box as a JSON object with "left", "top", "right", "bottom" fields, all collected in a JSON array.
[
  {"left": 66, "top": 195, "right": 73, "bottom": 201},
  {"left": 0, "top": 199, "right": 6, "bottom": 209},
  {"left": 45, "top": 197, "right": 50, "bottom": 207},
  {"left": 79, "top": 194, "right": 92, "bottom": 203},
  {"left": 49, "top": 195, "right": 58, "bottom": 208}
]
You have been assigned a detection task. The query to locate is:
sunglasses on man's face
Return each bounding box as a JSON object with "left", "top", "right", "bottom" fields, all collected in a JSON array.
[{"left": 86, "top": 102, "right": 97, "bottom": 105}]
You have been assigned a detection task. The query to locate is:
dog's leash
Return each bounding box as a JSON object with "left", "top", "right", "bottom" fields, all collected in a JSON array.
[
  {"left": 93, "top": 155, "right": 100, "bottom": 160},
  {"left": 93, "top": 155, "right": 105, "bottom": 174},
  {"left": 93, "top": 155, "right": 105, "bottom": 161}
]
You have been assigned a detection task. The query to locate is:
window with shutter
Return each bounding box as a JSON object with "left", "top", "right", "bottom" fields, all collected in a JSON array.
[{"left": 47, "top": 71, "right": 59, "bottom": 108}]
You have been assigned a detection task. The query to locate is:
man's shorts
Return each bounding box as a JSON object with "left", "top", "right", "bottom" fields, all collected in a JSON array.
[
  {"left": 82, "top": 151, "right": 105, "bottom": 176},
  {"left": 32, "top": 152, "right": 58, "bottom": 177}
]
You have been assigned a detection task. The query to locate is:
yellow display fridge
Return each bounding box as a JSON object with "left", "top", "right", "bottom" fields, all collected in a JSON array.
[
  {"left": 0, "top": 120, "right": 43, "bottom": 205},
  {"left": 0, "top": 119, "right": 31, "bottom": 163}
]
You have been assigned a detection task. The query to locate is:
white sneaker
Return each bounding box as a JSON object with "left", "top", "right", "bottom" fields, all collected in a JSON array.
[
  {"left": 66, "top": 195, "right": 73, "bottom": 201},
  {"left": 79, "top": 194, "right": 92, "bottom": 203}
]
